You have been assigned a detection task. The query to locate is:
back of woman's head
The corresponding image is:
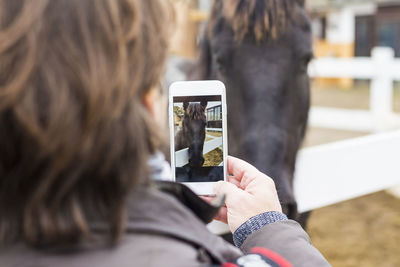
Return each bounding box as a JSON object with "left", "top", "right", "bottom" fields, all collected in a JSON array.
[{"left": 0, "top": 0, "right": 171, "bottom": 246}]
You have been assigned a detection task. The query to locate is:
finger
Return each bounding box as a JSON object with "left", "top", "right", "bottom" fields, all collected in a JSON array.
[
  {"left": 227, "top": 156, "right": 259, "bottom": 176},
  {"left": 239, "top": 171, "right": 261, "bottom": 190},
  {"left": 227, "top": 175, "right": 240, "bottom": 187},
  {"left": 214, "top": 181, "right": 243, "bottom": 207},
  {"left": 201, "top": 196, "right": 214, "bottom": 203},
  {"left": 214, "top": 181, "right": 238, "bottom": 196},
  {"left": 201, "top": 196, "right": 227, "bottom": 221},
  {"left": 227, "top": 156, "right": 260, "bottom": 188},
  {"left": 240, "top": 169, "right": 275, "bottom": 191},
  {"left": 214, "top": 206, "right": 228, "bottom": 223},
  {"left": 200, "top": 196, "right": 227, "bottom": 209}
]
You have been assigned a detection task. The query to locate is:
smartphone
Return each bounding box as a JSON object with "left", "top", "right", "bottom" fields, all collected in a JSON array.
[{"left": 169, "top": 80, "right": 228, "bottom": 195}]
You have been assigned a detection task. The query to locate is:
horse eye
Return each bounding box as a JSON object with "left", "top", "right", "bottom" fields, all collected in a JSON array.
[
  {"left": 215, "top": 56, "right": 226, "bottom": 72},
  {"left": 216, "top": 56, "right": 224, "bottom": 65}
]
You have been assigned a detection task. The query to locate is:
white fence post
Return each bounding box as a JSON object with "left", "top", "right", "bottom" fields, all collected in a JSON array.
[{"left": 370, "top": 47, "right": 395, "bottom": 131}]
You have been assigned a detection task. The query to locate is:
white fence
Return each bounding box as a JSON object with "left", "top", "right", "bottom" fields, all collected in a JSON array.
[
  {"left": 300, "top": 46, "right": 400, "bottom": 207},
  {"left": 308, "top": 47, "right": 400, "bottom": 132},
  {"left": 294, "top": 130, "right": 400, "bottom": 213},
  {"left": 206, "top": 127, "right": 222, "bottom": 132},
  {"left": 175, "top": 137, "right": 222, "bottom": 167},
  {"left": 208, "top": 47, "right": 400, "bottom": 234}
]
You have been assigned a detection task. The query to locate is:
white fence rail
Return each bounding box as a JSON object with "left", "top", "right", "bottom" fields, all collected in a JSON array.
[
  {"left": 294, "top": 130, "right": 400, "bottom": 213},
  {"left": 206, "top": 127, "right": 222, "bottom": 132},
  {"left": 308, "top": 47, "right": 400, "bottom": 132},
  {"left": 175, "top": 137, "right": 222, "bottom": 167}
]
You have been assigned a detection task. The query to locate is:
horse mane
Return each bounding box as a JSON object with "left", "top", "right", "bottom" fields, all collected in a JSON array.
[
  {"left": 209, "top": 0, "right": 298, "bottom": 42},
  {"left": 186, "top": 103, "right": 206, "bottom": 121}
]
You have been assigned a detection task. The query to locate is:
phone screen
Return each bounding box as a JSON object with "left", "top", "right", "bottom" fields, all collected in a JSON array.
[{"left": 173, "top": 95, "right": 224, "bottom": 183}]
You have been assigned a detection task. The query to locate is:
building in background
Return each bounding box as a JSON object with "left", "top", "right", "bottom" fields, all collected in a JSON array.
[
  {"left": 308, "top": 0, "right": 400, "bottom": 88},
  {"left": 206, "top": 102, "right": 222, "bottom": 129}
]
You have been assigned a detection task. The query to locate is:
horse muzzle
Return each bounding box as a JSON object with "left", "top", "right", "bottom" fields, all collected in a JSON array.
[{"left": 188, "top": 156, "right": 205, "bottom": 168}]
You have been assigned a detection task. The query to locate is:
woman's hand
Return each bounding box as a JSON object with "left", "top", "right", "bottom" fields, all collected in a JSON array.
[{"left": 211, "top": 156, "right": 282, "bottom": 233}]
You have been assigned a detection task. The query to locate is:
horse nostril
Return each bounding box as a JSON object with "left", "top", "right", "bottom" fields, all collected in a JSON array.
[{"left": 188, "top": 156, "right": 204, "bottom": 168}]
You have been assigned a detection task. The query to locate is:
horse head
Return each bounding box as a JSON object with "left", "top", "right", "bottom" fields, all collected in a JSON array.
[
  {"left": 188, "top": 0, "right": 312, "bottom": 223},
  {"left": 182, "top": 101, "right": 208, "bottom": 168}
]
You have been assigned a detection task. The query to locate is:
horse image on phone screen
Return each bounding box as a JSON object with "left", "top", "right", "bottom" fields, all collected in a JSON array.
[
  {"left": 175, "top": 101, "right": 208, "bottom": 168},
  {"left": 173, "top": 96, "right": 224, "bottom": 183}
]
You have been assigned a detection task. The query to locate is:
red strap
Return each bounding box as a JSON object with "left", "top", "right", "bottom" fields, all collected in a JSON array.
[
  {"left": 250, "top": 247, "right": 293, "bottom": 267},
  {"left": 222, "top": 263, "right": 240, "bottom": 267}
]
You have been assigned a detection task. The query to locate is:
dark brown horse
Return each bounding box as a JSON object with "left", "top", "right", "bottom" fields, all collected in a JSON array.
[
  {"left": 188, "top": 0, "right": 313, "bottom": 226},
  {"left": 175, "top": 101, "right": 208, "bottom": 168}
]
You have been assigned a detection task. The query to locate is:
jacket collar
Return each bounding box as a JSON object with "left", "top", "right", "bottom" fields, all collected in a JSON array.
[
  {"left": 122, "top": 182, "right": 240, "bottom": 263},
  {"left": 154, "top": 181, "right": 225, "bottom": 223}
]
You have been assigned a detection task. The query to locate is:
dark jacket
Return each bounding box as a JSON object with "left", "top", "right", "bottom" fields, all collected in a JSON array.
[{"left": 0, "top": 183, "right": 330, "bottom": 267}]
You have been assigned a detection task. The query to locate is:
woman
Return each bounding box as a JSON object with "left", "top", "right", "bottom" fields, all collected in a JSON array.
[{"left": 0, "top": 0, "right": 330, "bottom": 266}]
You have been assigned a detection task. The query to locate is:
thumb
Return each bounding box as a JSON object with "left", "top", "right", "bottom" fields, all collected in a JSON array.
[{"left": 214, "top": 181, "right": 242, "bottom": 205}]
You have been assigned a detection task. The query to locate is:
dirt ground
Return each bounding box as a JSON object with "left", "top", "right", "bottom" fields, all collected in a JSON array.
[
  {"left": 207, "top": 131, "right": 223, "bottom": 137},
  {"left": 307, "top": 191, "right": 400, "bottom": 267},
  {"left": 303, "top": 84, "right": 400, "bottom": 267},
  {"left": 203, "top": 147, "right": 222, "bottom": 166},
  {"left": 206, "top": 131, "right": 222, "bottom": 141},
  {"left": 204, "top": 131, "right": 223, "bottom": 166}
]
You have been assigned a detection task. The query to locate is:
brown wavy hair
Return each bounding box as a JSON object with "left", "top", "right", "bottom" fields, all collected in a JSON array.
[
  {"left": 210, "top": 0, "right": 297, "bottom": 42},
  {"left": 0, "top": 0, "right": 172, "bottom": 246}
]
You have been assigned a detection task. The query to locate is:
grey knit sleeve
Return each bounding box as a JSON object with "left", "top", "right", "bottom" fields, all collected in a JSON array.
[{"left": 233, "top": 211, "right": 288, "bottom": 247}]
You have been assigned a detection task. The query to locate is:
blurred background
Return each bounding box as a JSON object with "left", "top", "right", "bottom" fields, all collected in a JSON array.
[{"left": 166, "top": 1, "right": 400, "bottom": 266}]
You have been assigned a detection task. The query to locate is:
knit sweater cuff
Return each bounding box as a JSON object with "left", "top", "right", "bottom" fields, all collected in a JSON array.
[{"left": 233, "top": 211, "right": 288, "bottom": 248}]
